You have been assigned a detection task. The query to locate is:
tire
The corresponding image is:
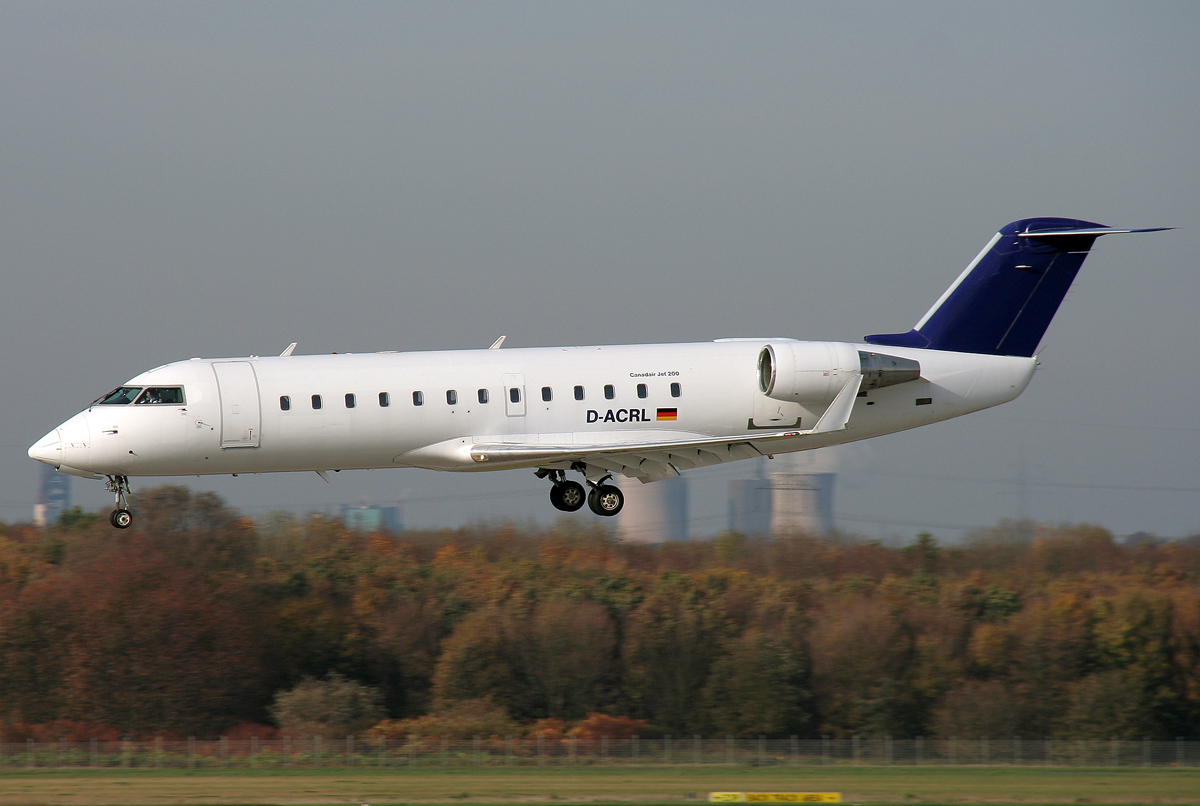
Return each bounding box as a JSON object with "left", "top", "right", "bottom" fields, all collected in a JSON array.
[
  {"left": 110, "top": 509, "right": 133, "bottom": 529},
  {"left": 587, "top": 484, "right": 623, "bottom": 517},
  {"left": 550, "top": 480, "right": 586, "bottom": 512}
]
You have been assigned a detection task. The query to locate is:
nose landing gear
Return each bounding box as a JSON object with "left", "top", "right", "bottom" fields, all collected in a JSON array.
[
  {"left": 535, "top": 465, "right": 624, "bottom": 517},
  {"left": 105, "top": 475, "right": 133, "bottom": 529}
]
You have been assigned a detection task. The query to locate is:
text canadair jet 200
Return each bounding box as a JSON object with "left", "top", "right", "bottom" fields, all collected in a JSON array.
[{"left": 30, "top": 218, "right": 1168, "bottom": 528}]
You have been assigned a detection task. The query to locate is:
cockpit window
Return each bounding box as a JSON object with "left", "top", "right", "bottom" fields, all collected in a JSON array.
[
  {"left": 134, "top": 387, "right": 185, "bottom": 405},
  {"left": 98, "top": 387, "right": 143, "bottom": 405}
]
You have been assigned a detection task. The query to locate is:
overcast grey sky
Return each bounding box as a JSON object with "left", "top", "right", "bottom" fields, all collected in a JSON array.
[{"left": 2, "top": 2, "right": 1197, "bottom": 539}]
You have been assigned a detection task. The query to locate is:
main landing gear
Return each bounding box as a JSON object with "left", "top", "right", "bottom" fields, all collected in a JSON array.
[
  {"left": 587, "top": 484, "right": 623, "bottom": 517},
  {"left": 536, "top": 465, "right": 624, "bottom": 517},
  {"left": 105, "top": 475, "right": 133, "bottom": 529},
  {"left": 548, "top": 477, "right": 587, "bottom": 512}
]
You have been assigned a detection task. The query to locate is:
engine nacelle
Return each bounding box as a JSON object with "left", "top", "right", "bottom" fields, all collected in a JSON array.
[
  {"left": 757, "top": 341, "right": 860, "bottom": 404},
  {"left": 757, "top": 342, "right": 921, "bottom": 403}
]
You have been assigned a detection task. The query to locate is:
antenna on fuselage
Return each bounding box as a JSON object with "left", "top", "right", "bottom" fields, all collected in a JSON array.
[
  {"left": 488, "top": 336, "right": 506, "bottom": 349},
  {"left": 280, "top": 342, "right": 298, "bottom": 357}
]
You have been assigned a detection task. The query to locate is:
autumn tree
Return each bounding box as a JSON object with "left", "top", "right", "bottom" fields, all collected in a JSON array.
[
  {"left": 61, "top": 541, "right": 264, "bottom": 736},
  {"left": 433, "top": 596, "right": 619, "bottom": 721},
  {"left": 270, "top": 672, "right": 385, "bottom": 737},
  {"left": 0, "top": 576, "right": 75, "bottom": 724},
  {"left": 703, "top": 627, "right": 814, "bottom": 736},
  {"left": 622, "top": 574, "right": 722, "bottom": 733}
]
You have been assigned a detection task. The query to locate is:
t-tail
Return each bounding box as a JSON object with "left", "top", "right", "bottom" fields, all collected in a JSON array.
[{"left": 865, "top": 218, "right": 1170, "bottom": 357}]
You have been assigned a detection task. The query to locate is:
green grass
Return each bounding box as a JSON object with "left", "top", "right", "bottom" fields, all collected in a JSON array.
[{"left": 1, "top": 765, "right": 1198, "bottom": 806}]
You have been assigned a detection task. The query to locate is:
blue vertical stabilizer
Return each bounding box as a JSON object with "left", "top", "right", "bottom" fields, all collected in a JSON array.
[{"left": 865, "top": 218, "right": 1169, "bottom": 357}]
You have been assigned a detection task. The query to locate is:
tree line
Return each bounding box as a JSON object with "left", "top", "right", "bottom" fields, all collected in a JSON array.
[{"left": 1, "top": 486, "right": 1198, "bottom": 741}]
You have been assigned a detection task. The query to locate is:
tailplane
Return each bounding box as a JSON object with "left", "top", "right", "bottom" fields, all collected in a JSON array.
[{"left": 865, "top": 218, "right": 1169, "bottom": 357}]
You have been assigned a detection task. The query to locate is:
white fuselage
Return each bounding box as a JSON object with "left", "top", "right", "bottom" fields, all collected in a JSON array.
[{"left": 30, "top": 339, "right": 1036, "bottom": 482}]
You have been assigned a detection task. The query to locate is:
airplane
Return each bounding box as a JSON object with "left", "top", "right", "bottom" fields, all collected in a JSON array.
[{"left": 29, "top": 218, "right": 1167, "bottom": 529}]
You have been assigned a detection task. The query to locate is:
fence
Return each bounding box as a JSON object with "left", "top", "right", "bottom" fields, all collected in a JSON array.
[{"left": 1, "top": 737, "right": 1198, "bottom": 770}]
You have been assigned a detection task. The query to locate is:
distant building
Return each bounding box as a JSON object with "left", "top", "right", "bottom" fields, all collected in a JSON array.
[
  {"left": 34, "top": 464, "right": 70, "bottom": 527},
  {"left": 729, "top": 477, "right": 772, "bottom": 534},
  {"left": 341, "top": 504, "right": 403, "bottom": 533},
  {"left": 617, "top": 475, "right": 689, "bottom": 543},
  {"left": 768, "top": 471, "right": 835, "bottom": 535},
  {"left": 728, "top": 453, "right": 837, "bottom": 536}
]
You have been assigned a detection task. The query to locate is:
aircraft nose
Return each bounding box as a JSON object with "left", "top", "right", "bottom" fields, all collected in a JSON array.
[{"left": 28, "top": 429, "right": 62, "bottom": 466}]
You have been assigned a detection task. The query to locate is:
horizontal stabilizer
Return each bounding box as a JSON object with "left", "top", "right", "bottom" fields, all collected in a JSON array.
[{"left": 1017, "top": 226, "right": 1171, "bottom": 238}]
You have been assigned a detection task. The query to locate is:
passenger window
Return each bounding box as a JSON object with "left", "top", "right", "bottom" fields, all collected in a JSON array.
[
  {"left": 135, "top": 387, "right": 185, "bottom": 405},
  {"left": 604, "top": 384, "right": 615, "bottom": 400},
  {"left": 478, "top": 389, "right": 489, "bottom": 404},
  {"left": 510, "top": 388, "right": 521, "bottom": 404},
  {"left": 345, "top": 393, "right": 356, "bottom": 409},
  {"left": 280, "top": 396, "right": 291, "bottom": 411},
  {"left": 542, "top": 387, "right": 552, "bottom": 402},
  {"left": 98, "top": 387, "right": 143, "bottom": 405},
  {"left": 574, "top": 385, "right": 584, "bottom": 401},
  {"left": 312, "top": 395, "right": 322, "bottom": 410},
  {"left": 671, "top": 382, "right": 681, "bottom": 398},
  {"left": 379, "top": 392, "right": 390, "bottom": 407},
  {"left": 637, "top": 383, "right": 647, "bottom": 399},
  {"left": 447, "top": 390, "right": 458, "bottom": 405},
  {"left": 413, "top": 391, "right": 424, "bottom": 406}
]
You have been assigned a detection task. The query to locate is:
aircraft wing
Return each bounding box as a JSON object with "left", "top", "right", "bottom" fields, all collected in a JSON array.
[
  {"left": 468, "top": 374, "right": 863, "bottom": 482},
  {"left": 471, "top": 429, "right": 796, "bottom": 481}
]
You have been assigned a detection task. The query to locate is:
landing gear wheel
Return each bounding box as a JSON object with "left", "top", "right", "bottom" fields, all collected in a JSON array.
[
  {"left": 550, "top": 480, "right": 586, "bottom": 512},
  {"left": 587, "top": 484, "right": 624, "bottom": 517},
  {"left": 104, "top": 475, "right": 133, "bottom": 529}
]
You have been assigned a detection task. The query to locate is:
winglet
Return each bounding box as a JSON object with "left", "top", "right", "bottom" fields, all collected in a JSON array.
[
  {"left": 280, "top": 343, "right": 298, "bottom": 357},
  {"left": 489, "top": 336, "right": 506, "bottom": 350}
]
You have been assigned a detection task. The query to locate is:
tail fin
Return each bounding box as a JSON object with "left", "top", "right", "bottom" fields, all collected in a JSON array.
[{"left": 865, "top": 218, "right": 1169, "bottom": 357}]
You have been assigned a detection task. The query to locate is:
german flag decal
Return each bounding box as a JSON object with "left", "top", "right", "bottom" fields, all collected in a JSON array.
[{"left": 656, "top": 408, "right": 678, "bottom": 421}]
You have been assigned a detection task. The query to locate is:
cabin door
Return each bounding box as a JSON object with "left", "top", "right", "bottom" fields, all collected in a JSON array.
[{"left": 213, "top": 361, "right": 262, "bottom": 448}]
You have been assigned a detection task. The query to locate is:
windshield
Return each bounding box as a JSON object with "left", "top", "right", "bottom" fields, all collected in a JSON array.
[
  {"left": 134, "top": 387, "right": 185, "bottom": 405},
  {"left": 97, "top": 387, "right": 143, "bottom": 405}
]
